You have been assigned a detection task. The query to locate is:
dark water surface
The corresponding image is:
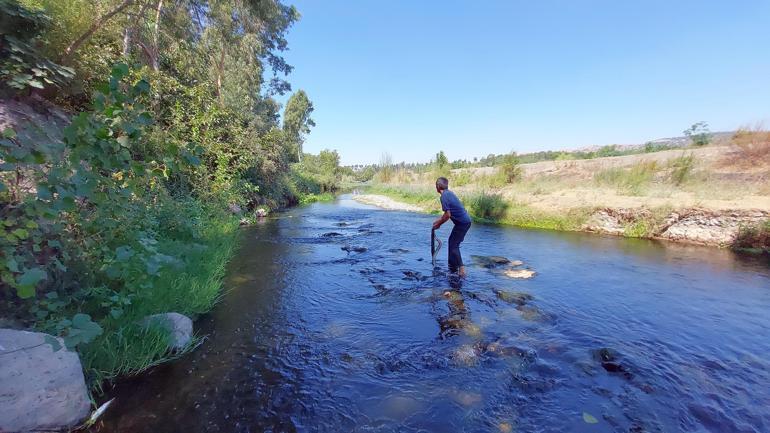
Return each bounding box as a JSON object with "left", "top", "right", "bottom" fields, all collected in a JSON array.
[{"left": 96, "top": 196, "right": 770, "bottom": 433}]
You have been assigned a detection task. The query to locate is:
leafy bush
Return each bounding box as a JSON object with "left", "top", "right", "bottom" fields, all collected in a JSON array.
[
  {"left": 466, "top": 191, "right": 509, "bottom": 221},
  {"left": 733, "top": 220, "right": 770, "bottom": 254},
  {"left": 291, "top": 149, "right": 342, "bottom": 195},
  {"left": 0, "top": 65, "right": 237, "bottom": 385},
  {"left": 0, "top": 1, "right": 75, "bottom": 95},
  {"left": 499, "top": 152, "right": 522, "bottom": 183}
]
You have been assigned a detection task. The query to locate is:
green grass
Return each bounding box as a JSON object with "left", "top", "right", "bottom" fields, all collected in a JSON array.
[
  {"left": 79, "top": 213, "right": 239, "bottom": 390},
  {"left": 298, "top": 192, "right": 336, "bottom": 204}
]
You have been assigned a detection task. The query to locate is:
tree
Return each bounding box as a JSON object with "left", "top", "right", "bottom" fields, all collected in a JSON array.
[
  {"left": 683, "top": 121, "right": 711, "bottom": 147},
  {"left": 283, "top": 90, "right": 315, "bottom": 161},
  {"left": 499, "top": 152, "right": 522, "bottom": 183},
  {"left": 435, "top": 151, "right": 449, "bottom": 169}
]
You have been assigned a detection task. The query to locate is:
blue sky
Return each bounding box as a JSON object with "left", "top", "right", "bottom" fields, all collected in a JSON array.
[{"left": 278, "top": 1, "right": 770, "bottom": 165}]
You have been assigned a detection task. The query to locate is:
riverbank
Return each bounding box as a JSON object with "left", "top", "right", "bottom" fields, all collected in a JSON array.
[{"left": 354, "top": 189, "right": 770, "bottom": 250}]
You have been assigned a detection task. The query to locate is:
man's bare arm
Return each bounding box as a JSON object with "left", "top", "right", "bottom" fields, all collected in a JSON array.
[{"left": 433, "top": 210, "right": 451, "bottom": 230}]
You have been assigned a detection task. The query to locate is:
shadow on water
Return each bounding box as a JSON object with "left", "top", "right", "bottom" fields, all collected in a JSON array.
[{"left": 94, "top": 195, "right": 770, "bottom": 433}]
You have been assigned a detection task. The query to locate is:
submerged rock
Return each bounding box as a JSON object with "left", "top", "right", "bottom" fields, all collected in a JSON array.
[
  {"left": 0, "top": 329, "right": 91, "bottom": 432},
  {"left": 341, "top": 245, "right": 368, "bottom": 253},
  {"left": 591, "top": 347, "right": 633, "bottom": 379},
  {"left": 496, "top": 290, "right": 534, "bottom": 305},
  {"left": 388, "top": 248, "right": 410, "bottom": 253},
  {"left": 449, "top": 389, "right": 483, "bottom": 407},
  {"left": 472, "top": 255, "right": 512, "bottom": 268},
  {"left": 402, "top": 270, "right": 426, "bottom": 281},
  {"left": 322, "top": 232, "right": 344, "bottom": 237},
  {"left": 516, "top": 305, "right": 552, "bottom": 322},
  {"left": 453, "top": 344, "right": 482, "bottom": 366},
  {"left": 142, "top": 312, "right": 193, "bottom": 350}
]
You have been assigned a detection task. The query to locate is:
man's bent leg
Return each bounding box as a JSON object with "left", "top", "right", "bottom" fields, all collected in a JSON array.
[{"left": 448, "top": 222, "right": 471, "bottom": 273}]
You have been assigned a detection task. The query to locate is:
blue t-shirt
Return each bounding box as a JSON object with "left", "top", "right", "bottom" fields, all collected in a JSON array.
[{"left": 440, "top": 190, "right": 472, "bottom": 224}]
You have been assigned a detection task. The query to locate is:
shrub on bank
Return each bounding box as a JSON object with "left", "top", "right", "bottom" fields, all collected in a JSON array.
[
  {"left": 0, "top": 66, "right": 242, "bottom": 389},
  {"left": 734, "top": 220, "right": 770, "bottom": 254},
  {"left": 466, "top": 192, "right": 509, "bottom": 221}
]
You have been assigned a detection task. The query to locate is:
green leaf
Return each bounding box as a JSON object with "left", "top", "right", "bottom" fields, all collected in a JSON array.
[
  {"left": 11, "top": 228, "right": 28, "bottom": 239},
  {"left": 17, "top": 284, "right": 35, "bottom": 298},
  {"left": 63, "top": 313, "right": 103, "bottom": 348},
  {"left": 2, "top": 128, "right": 16, "bottom": 139},
  {"left": 582, "top": 412, "right": 599, "bottom": 424},
  {"left": 18, "top": 267, "right": 46, "bottom": 285},
  {"left": 28, "top": 80, "right": 44, "bottom": 89},
  {"left": 111, "top": 63, "right": 129, "bottom": 79},
  {"left": 43, "top": 335, "right": 62, "bottom": 352},
  {"left": 115, "top": 246, "right": 134, "bottom": 261},
  {"left": 6, "top": 258, "right": 19, "bottom": 272}
]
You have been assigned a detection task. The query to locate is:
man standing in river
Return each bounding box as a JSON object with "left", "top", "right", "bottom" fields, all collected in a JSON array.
[{"left": 432, "top": 177, "right": 472, "bottom": 277}]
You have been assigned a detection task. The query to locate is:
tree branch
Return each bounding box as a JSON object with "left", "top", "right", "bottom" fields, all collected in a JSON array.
[{"left": 61, "top": 0, "right": 136, "bottom": 63}]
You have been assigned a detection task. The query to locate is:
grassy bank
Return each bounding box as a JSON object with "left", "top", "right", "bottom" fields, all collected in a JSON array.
[
  {"left": 79, "top": 211, "right": 239, "bottom": 390},
  {"left": 366, "top": 184, "right": 593, "bottom": 231}
]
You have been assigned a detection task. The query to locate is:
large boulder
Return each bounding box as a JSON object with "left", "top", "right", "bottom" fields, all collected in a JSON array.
[
  {"left": 0, "top": 329, "right": 91, "bottom": 432},
  {"left": 142, "top": 312, "right": 193, "bottom": 350}
]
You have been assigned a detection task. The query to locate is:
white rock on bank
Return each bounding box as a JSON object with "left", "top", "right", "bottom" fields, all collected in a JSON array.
[
  {"left": 0, "top": 329, "right": 91, "bottom": 432},
  {"left": 142, "top": 312, "right": 193, "bottom": 350}
]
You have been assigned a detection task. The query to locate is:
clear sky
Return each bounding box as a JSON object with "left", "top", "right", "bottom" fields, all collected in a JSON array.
[{"left": 278, "top": 0, "right": 770, "bottom": 166}]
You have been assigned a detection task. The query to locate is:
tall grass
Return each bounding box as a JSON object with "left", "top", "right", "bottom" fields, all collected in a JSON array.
[
  {"left": 667, "top": 153, "right": 695, "bottom": 185},
  {"left": 593, "top": 161, "right": 658, "bottom": 195},
  {"left": 733, "top": 219, "right": 770, "bottom": 254},
  {"left": 80, "top": 213, "right": 239, "bottom": 389}
]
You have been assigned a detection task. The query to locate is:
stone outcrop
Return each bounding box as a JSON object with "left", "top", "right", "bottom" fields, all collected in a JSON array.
[
  {"left": 0, "top": 329, "right": 91, "bottom": 432},
  {"left": 141, "top": 312, "right": 193, "bottom": 350},
  {"left": 583, "top": 207, "right": 769, "bottom": 247},
  {"left": 658, "top": 209, "right": 768, "bottom": 246}
]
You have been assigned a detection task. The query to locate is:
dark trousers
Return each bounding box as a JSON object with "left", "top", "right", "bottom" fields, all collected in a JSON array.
[{"left": 448, "top": 221, "right": 471, "bottom": 273}]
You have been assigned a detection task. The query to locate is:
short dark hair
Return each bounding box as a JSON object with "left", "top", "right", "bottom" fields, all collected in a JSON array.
[{"left": 436, "top": 177, "right": 449, "bottom": 190}]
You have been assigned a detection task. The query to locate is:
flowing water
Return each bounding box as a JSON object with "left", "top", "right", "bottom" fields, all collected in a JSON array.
[{"left": 96, "top": 196, "right": 770, "bottom": 433}]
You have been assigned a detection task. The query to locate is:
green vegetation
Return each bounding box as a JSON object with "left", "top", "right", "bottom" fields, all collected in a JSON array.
[
  {"left": 683, "top": 121, "right": 712, "bottom": 147},
  {"left": 733, "top": 220, "right": 770, "bottom": 255},
  {"left": 0, "top": 0, "right": 333, "bottom": 390}
]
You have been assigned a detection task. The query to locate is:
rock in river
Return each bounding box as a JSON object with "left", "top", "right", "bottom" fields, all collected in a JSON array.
[
  {"left": 0, "top": 329, "right": 91, "bottom": 432},
  {"left": 341, "top": 245, "right": 368, "bottom": 253},
  {"left": 503, "top": 269, "right": 536, "bottom": 279},
  {"left": 142, "top": 312, "right": 193, "bottom": 350},
  {"left": 495, "top": 290, "right": 534, "bottom": 305}
]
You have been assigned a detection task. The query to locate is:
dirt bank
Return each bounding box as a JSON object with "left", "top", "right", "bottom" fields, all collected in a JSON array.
[
  {"left": 357, "top": 193, "right": 768, "bottom": 248},
  {"left": 352, "top": 194, "right": 424, "bottom": 212}
]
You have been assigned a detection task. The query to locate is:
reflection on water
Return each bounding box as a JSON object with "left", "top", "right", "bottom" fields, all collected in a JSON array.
[{"left": 95, "top": 195, "right": 770, "bottom": 433}]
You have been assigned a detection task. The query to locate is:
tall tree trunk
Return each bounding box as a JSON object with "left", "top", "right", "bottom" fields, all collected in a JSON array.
[
  {"left": 122, "top": 27, "right": 132, "bottom": 58},
  {"left": 150, "top": 0, "right": 163, "bottom": 71},
  {"left": 62, "top": 0, "right": 136, "bottom": 63},
  {"left": 215, "top": 48, "right": 225, "bottom": 107}
]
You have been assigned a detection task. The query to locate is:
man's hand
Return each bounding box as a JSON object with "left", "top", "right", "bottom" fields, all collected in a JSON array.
[{"left": 433, "top": 210, "right": 451, "bottom": 230}]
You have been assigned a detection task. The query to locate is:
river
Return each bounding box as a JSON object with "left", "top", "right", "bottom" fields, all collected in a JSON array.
[{"left": 95, "top": 195, "right": 770, "bottom": 433}]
